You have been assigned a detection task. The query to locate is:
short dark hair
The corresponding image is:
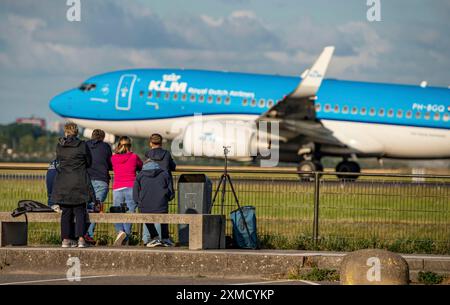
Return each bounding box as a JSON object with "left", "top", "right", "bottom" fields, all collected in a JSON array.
[
  {"left": 149, "top": 133, "right": 163, "bottom": 146},
  {"left": 91, "top": 129, "right": 105, "bottom": 141}
]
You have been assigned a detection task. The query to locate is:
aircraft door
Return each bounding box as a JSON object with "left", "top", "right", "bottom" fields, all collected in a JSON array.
[{"left": 115, "top": 74, "right": 137, "bottom": 111}]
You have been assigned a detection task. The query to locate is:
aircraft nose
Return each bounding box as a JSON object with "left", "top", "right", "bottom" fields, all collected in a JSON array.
[{"left": 49, "top": 90, "right": 74, "bottom": 116}]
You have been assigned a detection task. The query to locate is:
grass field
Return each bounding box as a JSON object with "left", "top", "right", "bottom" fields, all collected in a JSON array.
[{"left": 0, "top": 169, "right": 449, "bottom": 254}]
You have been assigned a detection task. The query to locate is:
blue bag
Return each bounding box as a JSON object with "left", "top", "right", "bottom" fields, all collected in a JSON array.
[{"left": 230, "top": 206, "right": 258, "bottom": 249}]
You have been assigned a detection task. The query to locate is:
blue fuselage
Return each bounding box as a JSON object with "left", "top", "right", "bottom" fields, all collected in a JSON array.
[{"left": 50, "top": 69, "right": 450, "bottom": 130}]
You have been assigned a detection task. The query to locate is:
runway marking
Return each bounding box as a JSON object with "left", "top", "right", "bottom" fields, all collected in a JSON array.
[
  {"left": 0, "top": 275, "right": 117, "bottom": 285},
  {"left": 297, "top": 279, "right": 321, "bottom": 285},
  {"left": 231, "top": 279, "right": 320, "bottom": 285}
]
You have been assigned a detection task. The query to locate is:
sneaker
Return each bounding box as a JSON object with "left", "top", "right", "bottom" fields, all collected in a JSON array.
[
  {"left": 62, "top": 239, "right": 77, "bottom": 248},
  {"left": 78, "top": 238, "right": 88, "bottom": 248},
  {"left": 162, "top": 238, "right": 175, "bottom": 247},
  {"left": 113, "top": 231, "right": 127, "bottom": 246},
  {"left": 84, "top": 234, "right": 96, "bottom": 245},
  {"left": 146, "top": 238, "right": 163, "bottom": 248}
]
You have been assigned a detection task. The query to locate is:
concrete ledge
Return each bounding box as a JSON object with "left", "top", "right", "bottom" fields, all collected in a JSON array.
[
  {"left": 0, "top": 212, "right": 225, "bottom": 250},
  {"left": 0, "top": 247, "right": 449, "bottom": 282}
]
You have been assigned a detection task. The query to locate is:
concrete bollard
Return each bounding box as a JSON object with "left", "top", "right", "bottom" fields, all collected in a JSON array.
[{"left": 340, "top": 249, "right": 410, "bottom": 285}]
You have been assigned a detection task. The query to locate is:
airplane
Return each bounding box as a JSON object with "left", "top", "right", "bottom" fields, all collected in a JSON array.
[{"left": 49, "top": 47, "right": 450, "bottom": 179}]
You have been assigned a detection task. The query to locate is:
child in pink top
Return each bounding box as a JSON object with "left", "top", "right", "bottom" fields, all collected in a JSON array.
[
  {"left": 112, "top": 151, "right": 143, "bottom": 190},
  {"left": 111, "top": 136, "right": 143, "bottom": 246}
]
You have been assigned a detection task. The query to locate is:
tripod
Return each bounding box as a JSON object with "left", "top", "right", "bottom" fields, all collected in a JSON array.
[{"left": 209, "top": 146, "right": 256, "bottom": 249}]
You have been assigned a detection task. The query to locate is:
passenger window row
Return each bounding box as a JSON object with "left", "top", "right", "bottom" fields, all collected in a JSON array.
[
  {"left": 140, "top": 90, "right": 281, "bottom": 109},
  {"left": 242, "top": 98, "right": 275, "bottom": 108},
  {"left": 315, "top": 103, "right": 449, "bottom": 122},
  {"left": 141, "top": 90, "right": 232, "bottom": 105}
]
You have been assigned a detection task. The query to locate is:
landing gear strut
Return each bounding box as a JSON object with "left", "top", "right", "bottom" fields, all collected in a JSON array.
[{"left": 335, "top": 160, "right": 361, "bottom": 181}]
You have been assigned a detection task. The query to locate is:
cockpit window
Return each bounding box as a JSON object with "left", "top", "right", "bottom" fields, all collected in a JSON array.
[{"left": 79, "top": 83, "right": 97, "bottom": 92}]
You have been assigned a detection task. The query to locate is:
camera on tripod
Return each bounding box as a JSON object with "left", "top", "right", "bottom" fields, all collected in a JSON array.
[{"left": 109, "top": 202, "right": 129, "bottom": 213}]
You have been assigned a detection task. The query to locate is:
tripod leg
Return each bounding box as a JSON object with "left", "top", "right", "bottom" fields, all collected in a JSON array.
[
  {"left": 209, "top": 174, "right": 225, "bottom": 214},
  {"left": 220, "top": 173, "right": 227, "bottom": 216},
  {"left": 226, "top": 175, "right": 241, "bottom": 209}
]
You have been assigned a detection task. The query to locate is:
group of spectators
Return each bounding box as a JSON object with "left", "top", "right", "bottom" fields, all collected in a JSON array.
[{"left": 47, "top": 122, "right": 176, "bottom": 248}]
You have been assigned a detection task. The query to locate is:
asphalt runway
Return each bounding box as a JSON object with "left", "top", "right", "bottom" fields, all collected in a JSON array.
[{"left": 0, "top": 274, "right": 326, "bottom": 285}]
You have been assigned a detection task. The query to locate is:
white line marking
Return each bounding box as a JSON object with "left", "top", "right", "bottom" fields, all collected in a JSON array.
[
  {"left": 90, "top": 98, "right": 109, "bottom": 103},
  {"left": 146, "top": 102, "right": 159, "bottom": 109},
  {"left": 231, "top": 279, "right": 320, "bottom": 285},
  {"left": 0, "top": 275, "right": 117, "bottom": 285},
  {"left": 298, "top": 280, "right": 321, "bottom": 285}
]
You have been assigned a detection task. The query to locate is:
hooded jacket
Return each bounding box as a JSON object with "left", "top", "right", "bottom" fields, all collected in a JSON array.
[
  {"left": 145, "top": 148, "right": 176, "bottom": 176},
  {"left": 50, "top": 136, "right": 94, "bottom": 206},
  {"left": 86, "top": 139, "right": 113, "bottom": 183},
  {"left": 111, "top": 152, "right": 143, "bottom": 190},
  {"left": 133, "top": 161, "right": 174, "bottom": 213}
]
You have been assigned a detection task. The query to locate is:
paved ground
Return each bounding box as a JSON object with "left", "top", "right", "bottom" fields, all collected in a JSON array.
[{"left": 0, "top": 274, "right": 328, "bottom": 285}]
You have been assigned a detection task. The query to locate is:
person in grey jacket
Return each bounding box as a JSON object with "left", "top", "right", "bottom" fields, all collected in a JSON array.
[{"left": 133, "top": 160, "right": 174, "bottom": 247}]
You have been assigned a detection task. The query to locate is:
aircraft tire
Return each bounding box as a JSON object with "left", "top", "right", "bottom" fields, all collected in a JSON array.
[
  {"left": 336, "top": 161, "right": 361, "bottom": 181},
  {"left": 297, "top": 160, "right": 323, "bottom": 181}
]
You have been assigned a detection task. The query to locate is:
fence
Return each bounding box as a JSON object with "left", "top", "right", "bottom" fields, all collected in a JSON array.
[{"left": 0, "top": 166, "right": 449, "bottom": 254}]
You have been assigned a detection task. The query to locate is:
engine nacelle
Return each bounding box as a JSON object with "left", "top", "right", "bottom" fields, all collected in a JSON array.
[
  {"left": 181, "top": 120, "right": 276, "bottom": 160},
  {"left": 82, "top": 128, "right": 116, "bottom": 144}
]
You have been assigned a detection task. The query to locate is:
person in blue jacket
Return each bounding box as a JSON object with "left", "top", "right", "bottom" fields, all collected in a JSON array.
[
  {"left": 85, "top": 129, "right": 113, "bottom": 241},
  {"left": 142, "top": 133, "right": 177, "bottom": 245},
  {"left": 133, "top": 160, "right": 174, "bottom": 247}
]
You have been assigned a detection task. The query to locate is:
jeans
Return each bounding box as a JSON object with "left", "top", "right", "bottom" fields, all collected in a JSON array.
[
  {"left": 113, "top": 188, "right": 137, "bottom": 236},
  {"left": 145, "top": 223, "right": 169, "bottom": 240},
  {"left": 86, "top": 180, "right": 109, "bottom": 238},
  {"left": 143, "top": 223, "right": 161, "bottom": 244},
  {"left": 61, "top": 204, "right": 87, "bottom": 240}
]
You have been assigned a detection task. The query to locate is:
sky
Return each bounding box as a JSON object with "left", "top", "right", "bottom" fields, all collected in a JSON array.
[{"left": 0, "top": 0, "right": 449, "bottom": 124}]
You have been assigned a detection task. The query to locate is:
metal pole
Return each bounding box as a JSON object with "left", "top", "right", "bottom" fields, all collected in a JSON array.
[{"left": 312, "top": 171, "right": 320, "bottom": 246}]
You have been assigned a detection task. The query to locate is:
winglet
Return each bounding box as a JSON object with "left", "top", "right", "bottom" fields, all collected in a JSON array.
[{"left": 291, "top": 46, "right": 335, "bottom": 98}]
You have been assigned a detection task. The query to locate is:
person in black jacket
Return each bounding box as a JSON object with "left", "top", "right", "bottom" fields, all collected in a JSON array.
[
  {"left": 51, "top": 122, "right": 94, "bottom": 248},
  {"left": 142, "top": 133, "right": 176, "bottom": 245},
  {"left": 133, "top": 160, "right": 174, "bottom": 247},
  {"left": 85, "top": 129, "right": 112, "bottom": 240}
]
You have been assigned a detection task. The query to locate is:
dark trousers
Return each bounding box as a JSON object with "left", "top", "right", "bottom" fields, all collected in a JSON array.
[
  {"left": 61, "top": 204, "right": 87, "bottom": 240},
  {"left": 145, "top": 223, "right": 169, "bottom": 240}
]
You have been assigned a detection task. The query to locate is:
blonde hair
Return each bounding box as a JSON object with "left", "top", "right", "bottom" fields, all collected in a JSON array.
[
  {"left": 115, "top": 136, "right": 132, "bottom": 154},
  {"left": 64, "top": 122, "right": 78, "bottom": 137}
]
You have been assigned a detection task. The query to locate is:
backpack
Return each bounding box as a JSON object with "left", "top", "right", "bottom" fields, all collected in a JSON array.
[
  {"left": 11, "top": 200, "right": 55, "bottom": 217},
  {"left": 230, "top": 206, "right": 258, "bottom": 249}
]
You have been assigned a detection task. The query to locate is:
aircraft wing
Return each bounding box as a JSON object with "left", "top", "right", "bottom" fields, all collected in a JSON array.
[{"left": 258, "top": 46, "right": 344, "bottom": 147}]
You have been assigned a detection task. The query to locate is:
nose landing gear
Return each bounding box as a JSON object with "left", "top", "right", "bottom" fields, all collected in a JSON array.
[{"left": 297, "top": 159, "right": 323, "bottom": 180}]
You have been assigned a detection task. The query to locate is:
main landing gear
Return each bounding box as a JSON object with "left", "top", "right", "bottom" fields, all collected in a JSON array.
[
  {"left": 335, "top": 160, "right": 361, "bottom": 181},
  {"left": 297, "top": 158, "right": 361, "bottom": 181}
]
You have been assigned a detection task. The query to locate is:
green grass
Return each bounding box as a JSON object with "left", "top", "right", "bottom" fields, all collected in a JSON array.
[
  {"left": 1, "top": 170, "right": 449, "bottom": 254},
  {"left": 417, "top": 271, "right": 447, "bottom": 285}
]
